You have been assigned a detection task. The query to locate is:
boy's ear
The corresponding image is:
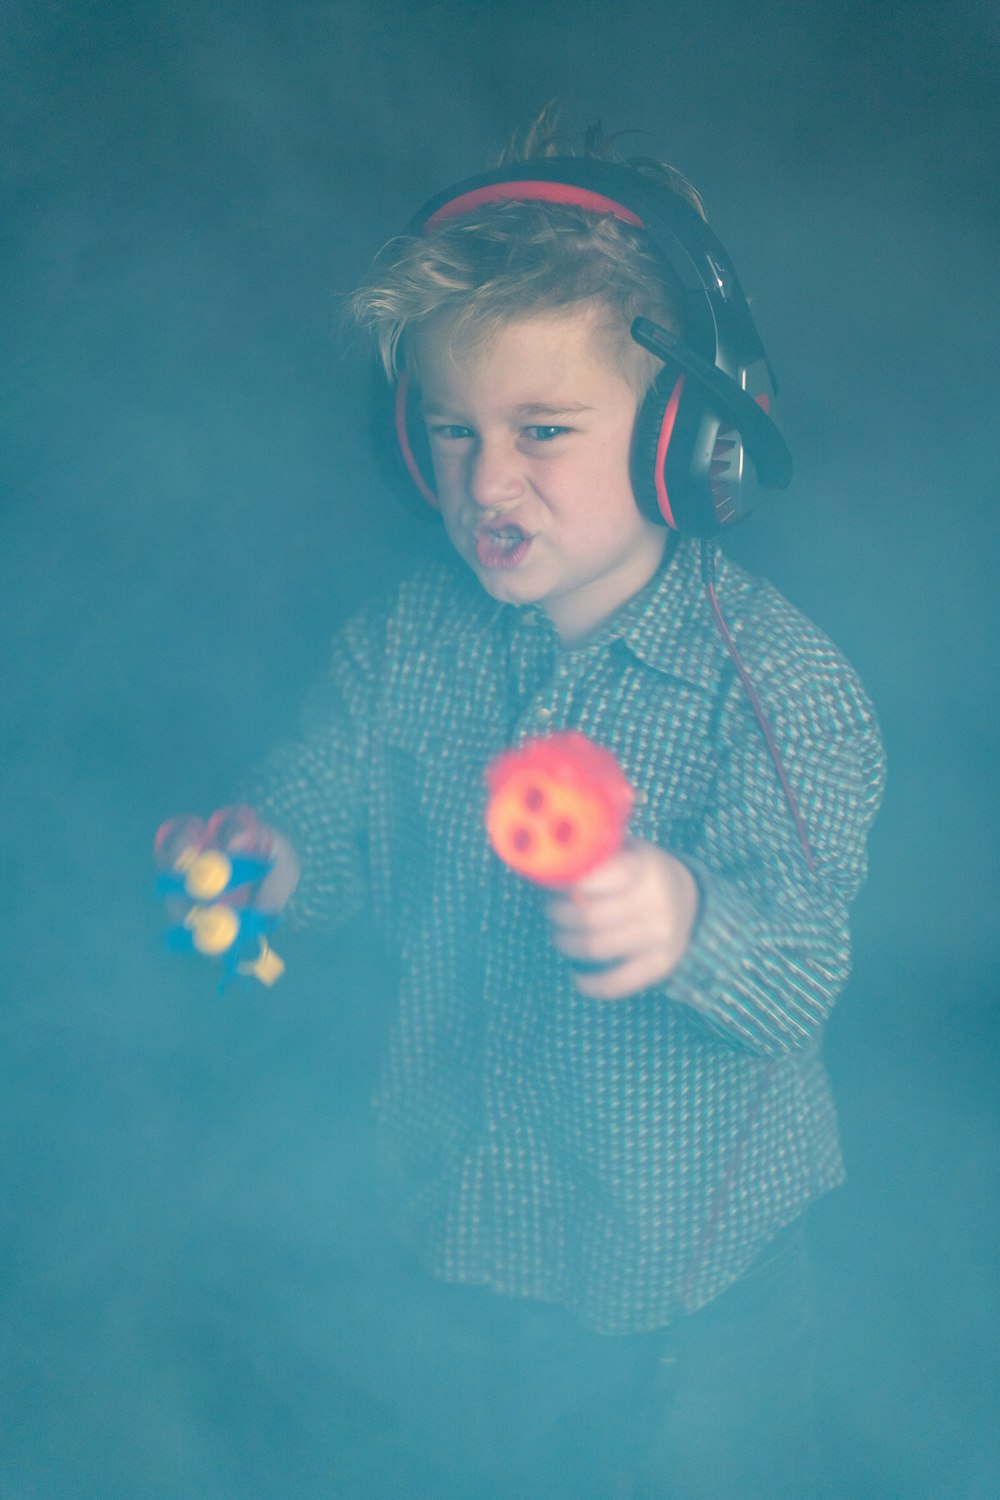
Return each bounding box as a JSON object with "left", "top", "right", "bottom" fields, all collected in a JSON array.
[{"left": 369, "top": 365, "right": 440, "bottom": 514}]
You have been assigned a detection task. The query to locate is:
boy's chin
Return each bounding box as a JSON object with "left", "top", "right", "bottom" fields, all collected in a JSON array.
[{"left": 467, "top": 558, "right": 540, "bottom": 606}]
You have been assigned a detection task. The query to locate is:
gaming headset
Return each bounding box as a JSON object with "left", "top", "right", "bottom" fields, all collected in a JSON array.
[{"left": 384, "top": 156, "right": 792, "bottom": 538}]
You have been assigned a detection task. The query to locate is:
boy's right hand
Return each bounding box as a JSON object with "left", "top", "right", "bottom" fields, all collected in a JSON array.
[
  {"left": 250, "top": 828, "right": 301, "bottom": 914},
  {"left": 213, "top": 813, "right": 301, "bottom": 914},
  {"left": 156, "top": 807, "right": 301, "bottom": 916},
  {"left": 154, "top": 807, "right": 300, "bottom": 987}
]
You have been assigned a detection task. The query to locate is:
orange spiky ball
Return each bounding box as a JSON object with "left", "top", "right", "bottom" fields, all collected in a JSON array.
[{"left": 485, "top": 731, "right": 634, "bottom": 887}]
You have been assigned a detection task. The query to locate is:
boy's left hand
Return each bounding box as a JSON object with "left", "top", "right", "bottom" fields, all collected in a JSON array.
[{"left": 545, "top": 837, "right": 699, "bottom": 1000}]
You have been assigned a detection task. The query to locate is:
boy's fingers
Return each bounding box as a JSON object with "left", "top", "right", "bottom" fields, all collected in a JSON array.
[
  {"left": 254, "top": 831, "right": 301, "bottom": 912},
  {"left": 569, "top": 950, "right": 670, "bottom": 1002},
  {"left": 550, "top": 908, "right": 642, "bottom": 960},
  {"left": 547, "top": 889, "right": 629, "bottom": 932},
  {"left": 547, "top": 843, "right": 699, "bottom": 993},
  {"left": 569, "top": 841, "right": 644, "bottom": 898}
]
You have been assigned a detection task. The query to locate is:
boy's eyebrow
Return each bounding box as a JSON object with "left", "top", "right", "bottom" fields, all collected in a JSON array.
[
  {"left": 513, "top": 403, "right": 594, "bottom": 418},
  {"left": 420, "top": 400, "right": 462, "bottom": 417},
  {"left": 421, "top": 401, "right": 594, "bottom": 418}
]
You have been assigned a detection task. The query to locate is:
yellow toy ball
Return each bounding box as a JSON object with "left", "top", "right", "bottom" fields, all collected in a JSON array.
[
  {"left": 187, "top": 903, "right": 240, "bottom": 956},
  {"left": 183, "top": 849, "right": 233, "bottom": 901}
]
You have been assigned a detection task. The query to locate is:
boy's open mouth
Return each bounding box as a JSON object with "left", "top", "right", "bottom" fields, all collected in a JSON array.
[{"left": 475, "top": 523, "right": 532, "bottom": 571}]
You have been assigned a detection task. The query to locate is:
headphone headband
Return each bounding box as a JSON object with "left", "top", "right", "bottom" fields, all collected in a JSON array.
[
  {"left": 414, "top": 159, "right": 772, "bottom": 377},
  {"left": 424, "top": 179, "right": 644, "bottom": 229}
]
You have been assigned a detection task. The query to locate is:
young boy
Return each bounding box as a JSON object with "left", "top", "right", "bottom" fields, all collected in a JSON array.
[{"left": 246, "top": 124, "right": 885, "bottom": 1498}]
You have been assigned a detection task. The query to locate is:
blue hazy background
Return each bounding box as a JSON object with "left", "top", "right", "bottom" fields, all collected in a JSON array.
[{"left": 2, "top": 1, "right": 998, "bottom": 1495}]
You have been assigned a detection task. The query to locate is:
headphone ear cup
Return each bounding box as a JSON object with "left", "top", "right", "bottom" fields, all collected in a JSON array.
[
  {"left": 395, "top": 371, "right": 440, "bottom": 508},
  {"left": 369, "top": 366, "right": 440, "bottom": 513},
  {"left": 630, "top": 372, "right": 688, "bottom": 531},
  {"left": 631, "top": 370, "right": 748, "bottom": 536}
]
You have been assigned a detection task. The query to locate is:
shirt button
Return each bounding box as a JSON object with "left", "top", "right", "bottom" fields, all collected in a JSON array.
[{"left": 535, "top": 706, "right": 553, "bottom": 722}]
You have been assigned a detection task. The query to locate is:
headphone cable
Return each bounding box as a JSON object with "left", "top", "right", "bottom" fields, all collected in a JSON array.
[{"left": 699, "top": 540, "right": 816, "bottom": 874}]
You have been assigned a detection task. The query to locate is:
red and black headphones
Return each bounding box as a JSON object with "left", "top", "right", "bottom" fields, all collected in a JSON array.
[{"left": 382, "top": 156, "right": 792, "bottom": 538}]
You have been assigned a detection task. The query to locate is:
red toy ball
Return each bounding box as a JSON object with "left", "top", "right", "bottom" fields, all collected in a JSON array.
[{"left": 485, "top": 732, "right": 634, "bottom": 887}]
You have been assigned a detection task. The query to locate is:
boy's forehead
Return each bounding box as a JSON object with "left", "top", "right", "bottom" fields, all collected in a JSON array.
[{"left": 413, "top": 301, "right": 636, "bottom": 390}]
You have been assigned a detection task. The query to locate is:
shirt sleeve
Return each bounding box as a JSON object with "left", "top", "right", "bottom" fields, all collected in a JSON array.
[
  {"left": 662, "top": 606, "right": 886, "bottom": 1057},
  {"left": 244, "top": 602, "right": 386, "bottom": 931}
]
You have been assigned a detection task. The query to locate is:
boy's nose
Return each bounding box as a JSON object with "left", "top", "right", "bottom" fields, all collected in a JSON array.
[{"left": 469, "top": 439, "right": 524, "bottom": 508}]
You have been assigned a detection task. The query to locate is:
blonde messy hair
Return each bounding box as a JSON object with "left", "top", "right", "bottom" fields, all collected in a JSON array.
[{"left": 350, "top": 111, "right": 707, "bottom": 397}]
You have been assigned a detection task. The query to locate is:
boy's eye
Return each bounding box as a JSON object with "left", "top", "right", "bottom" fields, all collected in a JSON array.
[
  {"left": 429, "top": 423, "right": 473, "bottom": 441},
  {"left": 524, "top": 425, "right": 569, "bottom": 442}
]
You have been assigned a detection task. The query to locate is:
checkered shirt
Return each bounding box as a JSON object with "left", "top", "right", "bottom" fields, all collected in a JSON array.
[{"left": 253, "top": 535, "right": 885, "bottom": 1333}]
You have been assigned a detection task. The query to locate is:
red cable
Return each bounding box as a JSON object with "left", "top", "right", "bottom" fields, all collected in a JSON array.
[{"left": 701, "top": 546, "right": 817, "bottom": 875}]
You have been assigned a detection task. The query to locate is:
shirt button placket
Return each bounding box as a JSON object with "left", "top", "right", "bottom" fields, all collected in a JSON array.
[{"left": 529, "top": 656, "right": 574, "bottom": 735}]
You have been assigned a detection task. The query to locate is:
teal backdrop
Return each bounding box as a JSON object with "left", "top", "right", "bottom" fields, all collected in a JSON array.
[{"left": 2, "top": 2, "right": 997, "bottom": 1495}]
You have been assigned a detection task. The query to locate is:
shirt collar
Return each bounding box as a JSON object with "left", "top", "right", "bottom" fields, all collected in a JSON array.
[
  {"left": 614, "top": 535, "right": 718, "bottom": 684},
  {"left": 554, "top": 535, "right": 719, "bottom": 689},
  {"left": 434, "top": 535, "right": 722, "bottom": 687}
]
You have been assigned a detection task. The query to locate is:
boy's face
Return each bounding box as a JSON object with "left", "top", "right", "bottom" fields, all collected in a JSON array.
[{"left": 416, "top": 304, "right": 666, "bottom": 642}]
